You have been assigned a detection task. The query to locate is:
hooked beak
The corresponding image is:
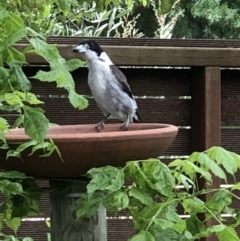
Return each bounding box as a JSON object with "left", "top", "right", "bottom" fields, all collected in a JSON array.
[{"left": 73, "top": 45, "right": 87, "bottom": 53}]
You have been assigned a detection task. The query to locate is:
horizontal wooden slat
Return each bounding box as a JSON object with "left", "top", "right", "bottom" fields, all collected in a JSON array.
[
  {"left": 34, "top": 98, "right": 190, "bottom": 126},
  {"left": 222, "top": 70, "right": 240, "bottom": 97},
  {"left": 222, "top": 99, "right": 240, "bottom": 126},
  {"left": 15, "top": 44, "right": 240, "bottom": 67},
  {"left": 18, "top": 37, "right": 240, "bottom": 48},
  {"left": 163, "top": 129, "right": 190, "bottom": 155},
  {"left": 221, "top": 129, "right": 240, "bottom": 155},
  {"left": 107, "top": 219, "right": 135, "bottom": 241},
  {"left": 24, "top": 67, "right": 191, "bottom": 97},
  {"left": 2, "top": 221, "right": 50, "bottom": 241},
  {"left": 221, "top": 70, "right": 240, "bottom": 125}
]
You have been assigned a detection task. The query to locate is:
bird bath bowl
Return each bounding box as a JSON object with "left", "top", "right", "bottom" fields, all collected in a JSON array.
[{"left": 0, "top": 123, "right": 178, "bottom": 178}]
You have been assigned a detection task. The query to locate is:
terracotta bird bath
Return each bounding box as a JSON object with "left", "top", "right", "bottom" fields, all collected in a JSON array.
[{"left": 0, "top": 123, "right": 178, "bottom": 178}]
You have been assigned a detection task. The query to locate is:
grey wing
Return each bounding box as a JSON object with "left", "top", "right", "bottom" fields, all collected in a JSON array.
[{"left": 109, "top": 65, "right": 134, "bottom": 100}]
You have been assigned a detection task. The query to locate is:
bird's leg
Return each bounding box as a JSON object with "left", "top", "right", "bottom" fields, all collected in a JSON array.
[
  {"left": 95, "top": 114, "right": 110, "bottom": 132},
  {"left": 120, "top": 116, "right": 130, "bottom": 131}
]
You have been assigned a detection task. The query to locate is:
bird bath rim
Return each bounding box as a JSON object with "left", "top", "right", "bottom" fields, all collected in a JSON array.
[{"left": 5, "top": 123, "right": 178, "bottom": 142}]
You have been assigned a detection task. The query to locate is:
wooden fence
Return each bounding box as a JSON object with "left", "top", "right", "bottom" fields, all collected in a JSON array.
[{"left": 1, "top": 37, "right": 240, "bottom": 240}]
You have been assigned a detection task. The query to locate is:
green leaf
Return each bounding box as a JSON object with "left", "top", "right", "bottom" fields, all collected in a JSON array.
[
  {"left": 190, "top": 152, "right": 227, "bottom": 182},
  {"left": 0, "top": 104, "right": 21, "bottom": 112},
  {"left": 141, "top": 0, "right": 147, "bottom": 7},
  {"left": 142, "top": 159, "right": 175, "bottom": 197},
  {"left": 0, "top": 131, "right": 6, "bottom": 144},
  {"left": 65, "top": 59, "right": 85, "bottom": 71},
  {"left": 129, "top": 187, "right": 153, "bottom": 206},
  {"left": 179, "top": 173, "right": 194, "bottom": 191},
  {"left": 139, "top": 203, "right": 180, "bottom": 231},
  {"left": 10, "top": 62, "right": 31, "bottom": 92},
  {"left": 172, "top": 220, "right": 186, "bottom": 234},
  {"left": 23, "top": 106, "right": 49, "bottom": 143},
  {"left": 229, "top": 151, "right": 240, "bottom": 168},
  {"left": 231, "top": 212, "right": 240, "bottom": 228},
  {"left": 116, "top": 9, "right": 130, "bottom": 19},
  {"left": 0, "top": 117, "right": 9, "bottom": 131},
  {"left": 183, "top": 161, "right": 212, "bottom": 182},
  {"left": 192, "top": 224, "right": 226, "bottom": 239},
  {"left": 29, "top": 38, "right": 59, "bottom": 62},
  {"left": 11, "top": 195, "right": 32, "bottom": 218},
  {"left": 22, "top": 238, "right": 34, "bottom": 241},
  {"left": 11, "top": 179, "right": 41, "bottom": 218},
  {"left": 69, "top": 90, "right": 88, "bottom": 110},
  {"left": 7, "top": 140, "right": 38, "bottom": 159},
  {"left": 31, "top": 69, "right": 61, "bottom": 82},
  {"left": 160, "top": 0, "right": 176, "bottom": 14},
  {"left": 0, "top": 28, "right": 27, "bottom": 51},
  {"left": 4, "top": 93, "right": 22, "bottom": 105},
  {"left": 128, "top": 231, "right": 155, "bottom": 241},
  {"left": 57, "top": 0, "right": 70, "bottom": 12},
  {"left": 103, "top": 190, "right": 129, "bottom": 212},
  {"left": 152, "top": 228, "right": 184, "bottom": 241},
  {"left": 125, "top": 161, "right": 161, "bottom": 195},
  {"left": 0, "top": 171, "right": 28, "bottom": 179},
  {"left": 231, "top": 182, "right": 240, "bottom": 191},
  {"left": 13, "top": 115, "right": 24, "bottom": 128},
  {"left": 4, "top": 12, "right": 24, "bottom": 35},
  {"left": 0, "top": 9, "right": 8, "bottom": 19},
  {"left": 0, "top": 180, "right": 23, "bottom": 197},
  {"left": 205, "top": 189, "right": 232, "bottom": 219},
  {"left": 182, "top": 197, "right": 204, "bottom": 214},
  {"left": 16, "top": 91, "right": 43, "bottom": 105},
  {"left": 207, "top": 146, "right": 238, "bottom": 175},
  {"left": 38, "top": 140, "right": 64, "bottom": 162},
  {"left": 168, "top": 159, "right": 183, "bottom": 168},
  {"left": 76, "top": 193, "right": 102, "bottom": 218},
  {"left": 186, "top": 215, "right": 206, "bottom": 236},
  {"left": 29, "top": 141, "right": 49, "bottom": 155},
  {"left": 0, "top": 213, "right": 4, "bottom": 230},
  {"left": 217, "top": 226, "right": 239, "bottom": 241},
  {"left": 3, "top": 46, "right": 26, "bottom": 64},
  {"left": 87, "top": 166, "right": 124, "bottom": 195},
  {"left": 5, "top": 217, "right": 21, "bottom": 233}
]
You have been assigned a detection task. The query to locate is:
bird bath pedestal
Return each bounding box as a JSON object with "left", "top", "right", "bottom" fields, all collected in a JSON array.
[{"left": 0, "top": 123, "right": 178, "bottom": 241}]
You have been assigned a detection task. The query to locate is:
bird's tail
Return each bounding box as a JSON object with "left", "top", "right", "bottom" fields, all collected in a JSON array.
[{"left": 133, "top": 111, "right": 143, "bottom": 123}]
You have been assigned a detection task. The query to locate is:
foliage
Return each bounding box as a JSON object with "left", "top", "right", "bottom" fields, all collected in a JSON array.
[
  {"left": 61, "top": 2, "right": 143, "bottom": 37},
  {"left": 0, "top": 0, "right": 179, "bottom": 37},
  {"left": 0, "top": 170, "right": 43, "bottom": 239},
  {"left": 172, "top": 0, "right": 240, "bottom": 39},
  {"left": 75, "top": 146, "right": 240, "bottom": 241},
  {"left": 1, "top": 147, "right": 240, "bottom": 240},
  {"left": 0, "top": 6, "right": 88, "bottom": 159}
]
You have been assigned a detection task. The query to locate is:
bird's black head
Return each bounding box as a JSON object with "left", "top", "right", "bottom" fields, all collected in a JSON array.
[
  {"left": 73, "top": 40, "right": 103, "bottom": 59},
  {"left": 80, "top": 40, "right": 103, "bottom": 56}
]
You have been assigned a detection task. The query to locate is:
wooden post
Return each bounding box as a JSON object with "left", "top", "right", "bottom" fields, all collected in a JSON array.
[
  {"left": 191, "top": 67, "right": 221, "bottom": 241},
  {"left": 49, "top": 180, "right": 107, "bottom": 241}
]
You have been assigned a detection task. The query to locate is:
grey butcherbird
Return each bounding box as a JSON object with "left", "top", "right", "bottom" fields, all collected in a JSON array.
[{"left": 73, "top": 40, "right": 142, "bottom": 131}]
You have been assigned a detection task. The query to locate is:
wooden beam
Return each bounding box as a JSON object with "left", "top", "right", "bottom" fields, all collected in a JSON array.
[
  {"left": 50, "top": 180, "right": 107, "bottom": 241},
  {"left": 191, "top": 67, "right": 221, "bottom": 241},
  {"left": 18, "top": 36, "right": 240, "bottom": 48},
  {"left": 14, "top": 44, "right": 240, "bottom": 67}
]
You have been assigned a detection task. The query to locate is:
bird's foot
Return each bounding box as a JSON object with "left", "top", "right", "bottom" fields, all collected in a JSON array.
[
  {"left": 95, "top": 121, "right": 105, "bottom": 132},
  {"left": 120, "top": 122, "right": 129, "bottom": 131}
]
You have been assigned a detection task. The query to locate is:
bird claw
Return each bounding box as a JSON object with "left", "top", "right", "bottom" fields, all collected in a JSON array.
[
  {"left": 120, "top": 123, "right": 128, "bottom": 131},
  {"left": 95, "top": 121, "right": 104, "bottom": 132}
]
